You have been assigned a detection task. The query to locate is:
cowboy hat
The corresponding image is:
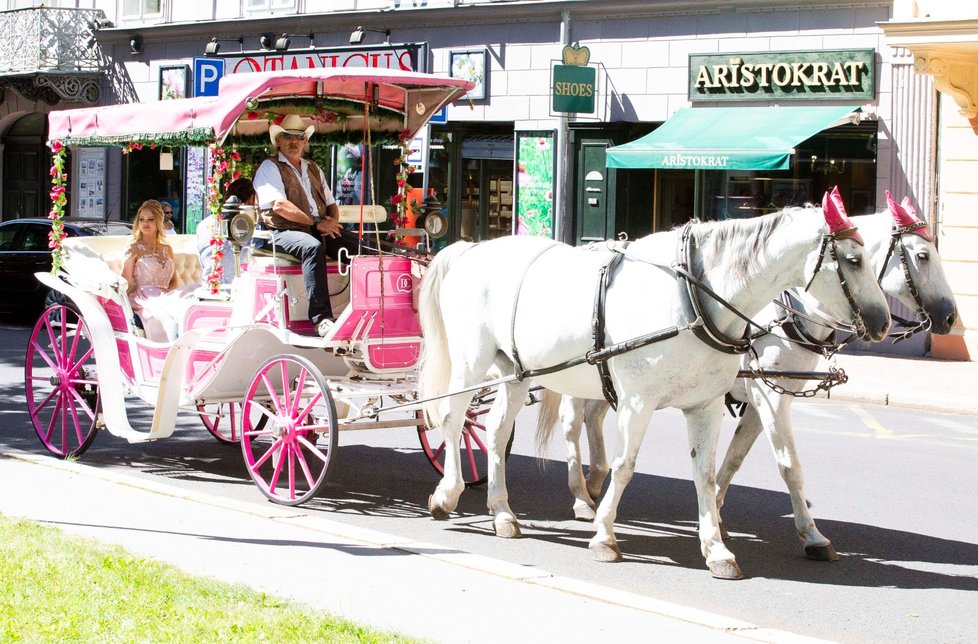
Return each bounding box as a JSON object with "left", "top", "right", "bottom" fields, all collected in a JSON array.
[{"left": 268, "top": 114, "right": 315, "bottom": 145}]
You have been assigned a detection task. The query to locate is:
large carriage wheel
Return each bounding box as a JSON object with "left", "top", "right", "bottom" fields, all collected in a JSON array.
[
  {"left": 417, "top": 389, "right": 513, "bottom": 487},
  {"left": 196, "top": 402, "right": 267, "bottom": 444},
  {"left": 25, "top": 304, "right": 101, "bottom": 458},
  {"left": 240, "top": 355, "right": 338, "bottom": 506}
]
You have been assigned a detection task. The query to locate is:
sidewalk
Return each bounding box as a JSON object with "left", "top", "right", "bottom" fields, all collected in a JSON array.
[
  {"left": 816, "top": 352, "right": 978, "bottom": 415},
  {"left": 0, "top": 451, "right": 823, "bottom": 644}
]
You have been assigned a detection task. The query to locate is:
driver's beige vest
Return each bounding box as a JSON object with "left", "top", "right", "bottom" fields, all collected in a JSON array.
[{"left": 260, "top": 158, "right": 329, "bottom": 231}]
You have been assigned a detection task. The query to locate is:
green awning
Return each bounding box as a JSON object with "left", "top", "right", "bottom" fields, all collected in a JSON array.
[{"left": 606, "top": 105, "right": 858, "bottom": 171}]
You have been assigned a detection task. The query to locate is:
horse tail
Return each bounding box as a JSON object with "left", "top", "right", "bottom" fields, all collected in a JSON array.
[
  {"left": 418, "top": 241, "right": 474, "bottom": 427},
  {"left": 535, "top": 389, "right": 562, "bottom": 455}
]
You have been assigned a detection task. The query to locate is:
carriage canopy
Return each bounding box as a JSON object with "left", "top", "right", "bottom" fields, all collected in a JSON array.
[
  {"left": 47, "top": 68, "right": 474, "bottom": 148},
  {"left": 605, "top": 105, "right": 859, "bottom": 171}
]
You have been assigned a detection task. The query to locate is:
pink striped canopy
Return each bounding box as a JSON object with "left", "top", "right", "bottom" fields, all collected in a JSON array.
[{"left": 48, "top": 68, "right": 474, "bottom": 146}]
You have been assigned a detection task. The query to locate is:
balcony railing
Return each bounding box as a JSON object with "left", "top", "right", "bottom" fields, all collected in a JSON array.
[{"left": 0, "top": 7, "right": 107, "bottom": 104}]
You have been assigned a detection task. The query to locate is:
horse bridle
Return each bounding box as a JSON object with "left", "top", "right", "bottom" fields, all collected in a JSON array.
[
  {"left": 876, "top": 223, "right": 933, "bottom": 342},
  {"left": 802, "top": 227, "right": 868, "bottom": 339}
]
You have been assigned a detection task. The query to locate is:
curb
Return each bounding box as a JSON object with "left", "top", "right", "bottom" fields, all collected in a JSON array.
[
  {"left": 816, "top": 388, "right": 978, "bottom": 416},
  {"left": 3, "top": 449, "right": 830, "bottom": 643}
]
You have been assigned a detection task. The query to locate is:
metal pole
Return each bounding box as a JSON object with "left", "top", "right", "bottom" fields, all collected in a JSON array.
[{"left": 556, "top": 9, "right": 572, "bottom": 244}]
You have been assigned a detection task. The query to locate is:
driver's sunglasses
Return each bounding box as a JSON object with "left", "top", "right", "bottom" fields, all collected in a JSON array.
[{"left": 280, "top": 132, "right": 306, "bottom": 141}]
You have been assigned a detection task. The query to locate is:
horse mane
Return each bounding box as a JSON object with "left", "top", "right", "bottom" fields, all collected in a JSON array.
[{"left": 688, "top": 206, "right": 812, "bottom": 287}]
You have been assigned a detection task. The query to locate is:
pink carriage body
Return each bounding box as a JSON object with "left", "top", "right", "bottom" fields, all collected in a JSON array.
[{"left": 29, "top": 67, "right": 480, "bottom": 499}]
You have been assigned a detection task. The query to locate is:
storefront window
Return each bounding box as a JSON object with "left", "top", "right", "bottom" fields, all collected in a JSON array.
[
  {"left": 699, "top": 123, "right": 878, "bottom": 222},
  {"left": 124, "top": 147, "right": 185, "bottom": 230}
]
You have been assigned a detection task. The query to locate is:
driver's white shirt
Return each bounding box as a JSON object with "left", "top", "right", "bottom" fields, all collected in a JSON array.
[{"left": 253, "top": 152, "right": 336, "bottom": 218}]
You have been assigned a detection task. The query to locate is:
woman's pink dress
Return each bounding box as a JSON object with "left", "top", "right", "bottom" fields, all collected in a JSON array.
[{"left": 127, "top": 242, "right": 196, "bottom": 342}]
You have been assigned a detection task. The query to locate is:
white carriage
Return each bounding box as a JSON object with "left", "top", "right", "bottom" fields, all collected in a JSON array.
[{"left": 25, "top": 68, "right": 493, "bottom": 505}]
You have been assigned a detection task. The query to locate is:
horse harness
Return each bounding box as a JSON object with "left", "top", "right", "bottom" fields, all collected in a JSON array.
[
  {"left": 506, "top": 221, "right": 869, "bottom": 410},
  {"left": 876, "top": 223, "right": 933, "bottom": 342},
  {"left": 779, "top": 222, "right": 935, "bottom": 353}
]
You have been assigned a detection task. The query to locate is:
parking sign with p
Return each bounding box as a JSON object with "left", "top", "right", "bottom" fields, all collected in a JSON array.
[{"left": 193, "top": 58, "right": 225, "bottom": 97}]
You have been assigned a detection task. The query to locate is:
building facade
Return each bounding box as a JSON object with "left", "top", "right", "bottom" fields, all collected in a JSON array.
[{"left": 1, "top": 0, "right": 970, "bottom": 358}]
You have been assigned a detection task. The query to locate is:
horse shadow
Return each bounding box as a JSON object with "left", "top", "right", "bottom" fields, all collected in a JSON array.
[{"left": 288, "top": 446, "right": 978, "bottom": 592}]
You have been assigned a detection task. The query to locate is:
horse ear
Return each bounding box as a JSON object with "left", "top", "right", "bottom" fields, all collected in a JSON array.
[
  {"left": 886, "top": 190, "right": 932, "bottom": 240},
  {"left": 900, "top": 195, "right": 916, "bottom": 216},
  {"left": 822, "top": 185, "right": 863, "bottom": 244}
]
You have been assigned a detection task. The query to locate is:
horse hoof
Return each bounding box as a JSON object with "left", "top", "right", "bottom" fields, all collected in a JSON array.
[
  {"left": 573, "top": 504, "right": 597, "bottom": 521},
  {"left": 493, "top": 517, "right": 522, "bottom": 539},
  {"left": 708, "top": 560, "right": 744, "bottom": 580},
  {"left": 590, "top": 542, "right": 622, "bottom": 563},
  {"left": 805, "top": 543, "right": 840, "bottom": 562},
  {"left": 428, "top": 495, "right": 450, "bottom": 521}
]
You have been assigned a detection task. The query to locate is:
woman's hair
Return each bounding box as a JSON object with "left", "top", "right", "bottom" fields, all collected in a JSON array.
[
  {"left": 224, "top": 177, "right": 257, "bottom": 205},
  {"left": 132, "top": 199, "right": 169, "bottom": 245}
]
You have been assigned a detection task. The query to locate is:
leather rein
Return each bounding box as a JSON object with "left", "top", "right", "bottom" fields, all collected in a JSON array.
[
  {"left": 779, "top": 222, "right": 933, "bottom": 354},
  {"left": 508, "top": 222, "right": 869, "bottom": 409},
  {"left": 875, "top": 223, "right": 933, "bottom": 342}
]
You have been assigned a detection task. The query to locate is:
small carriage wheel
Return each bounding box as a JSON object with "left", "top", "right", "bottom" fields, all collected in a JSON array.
[
  {"left": 240, "top": 354, "right": 338, "bottom": 506},
  {"left": 196, "top": 402, "right": 267, "bottom": 445},
  {"left": 24, "top": 304, "right": 101, "bottom": 458},
  {"left": 416, "top": 390, "right": 513, "bottom": 487}
]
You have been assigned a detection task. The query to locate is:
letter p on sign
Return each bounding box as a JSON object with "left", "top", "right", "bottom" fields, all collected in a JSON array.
[{"left": 193, "top": 58, "right": 225, "bottom": 97}]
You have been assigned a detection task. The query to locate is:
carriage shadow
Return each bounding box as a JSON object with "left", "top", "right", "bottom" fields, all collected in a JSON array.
[{"left": 3, "top": 338, "right": 976, "bottom": 594}]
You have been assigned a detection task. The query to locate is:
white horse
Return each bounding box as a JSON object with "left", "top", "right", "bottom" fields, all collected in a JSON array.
[
  {"left": 537, "top": 192, "right": 957, "bottom": 562},
  {"left": 418, "top": 191, "right": 891, "bottom": 579}
]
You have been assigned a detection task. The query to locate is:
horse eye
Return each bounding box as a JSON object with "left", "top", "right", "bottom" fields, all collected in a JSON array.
[
  {"left": 916, "top": 250, "right": 929, "bottom": 261},
  {"left": 845, "top": 253, "right": 861, "bottom": 267}
]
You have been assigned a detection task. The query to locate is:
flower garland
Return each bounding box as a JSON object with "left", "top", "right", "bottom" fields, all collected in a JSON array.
[
  {"left": 48, "top": 141, "right": 68, "bottom": 274},
  {"left": 389, "top": 130, "right": 420, "bottom": 245},
  {"left": 205, "top": 144, "right": 241, "bottom": 294},
  {"left": 121, "top": 142, "right": 156, "bottom": 154}
]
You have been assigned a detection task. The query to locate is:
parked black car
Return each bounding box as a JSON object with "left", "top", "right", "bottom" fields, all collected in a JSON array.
[{"left": 0, "top": 218, "right": 131, "bottom": 316}]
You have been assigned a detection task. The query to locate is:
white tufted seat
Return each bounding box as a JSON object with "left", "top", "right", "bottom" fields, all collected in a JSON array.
[{"left": 61, "top": 234, "right": 203, "bottom": 290}]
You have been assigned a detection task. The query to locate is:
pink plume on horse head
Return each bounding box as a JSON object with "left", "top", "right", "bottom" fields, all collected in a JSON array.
[
  {"left": 886, "top": 190, "right": 932, "bottom": 240},
  {"left": 821, "top": 186, "right": 863, "bottom": 244}
]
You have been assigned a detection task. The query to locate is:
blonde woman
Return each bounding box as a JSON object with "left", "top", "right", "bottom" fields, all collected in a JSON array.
[{"left": 122, "top": 199, "right": 195, "bottom": 341}]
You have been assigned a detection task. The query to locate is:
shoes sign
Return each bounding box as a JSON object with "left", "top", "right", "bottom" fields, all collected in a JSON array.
[{"left": 552, "top": 43, "right": 596, "bottom": 115}]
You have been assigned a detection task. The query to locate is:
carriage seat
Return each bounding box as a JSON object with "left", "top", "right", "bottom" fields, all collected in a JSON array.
[
  {"left": 61, "top": 234, "right": 203, "bottom": 291},
  {"left": 248, "top": 204, "right": 389, "bottom": 270}
]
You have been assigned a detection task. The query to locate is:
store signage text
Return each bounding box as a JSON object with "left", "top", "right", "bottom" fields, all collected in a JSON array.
[
  {"left": 552, "top": 64, "right": 597, "bottom": 114},
  {"left": 689, "top": 49, "right": 875, "bottom": 102},
  {"left": 660, "top": 154, "right": 730, "bottom": 168},
  {"left": 226, "top": 49, "right": 418, "bottom": 74},
  {"left": 196, "top": 44, "right": 424, "bottom": 97}
]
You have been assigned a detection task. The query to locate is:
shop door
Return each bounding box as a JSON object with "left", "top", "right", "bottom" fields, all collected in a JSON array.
[
  {"left": 2, "top": 142, "right": 48, "bottom": 220},
  {"left": 576, "top": 140, "right": 611, "bottom": 244}
]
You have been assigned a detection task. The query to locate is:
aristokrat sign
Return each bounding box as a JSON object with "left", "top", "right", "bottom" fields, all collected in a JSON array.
[{"left": 689, "top": 49, "right": 875, "bottom": 102}]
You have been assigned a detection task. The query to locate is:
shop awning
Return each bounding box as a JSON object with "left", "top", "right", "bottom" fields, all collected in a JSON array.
[{"left": 606, "top": 105, "right": 858, "bottom": 171}]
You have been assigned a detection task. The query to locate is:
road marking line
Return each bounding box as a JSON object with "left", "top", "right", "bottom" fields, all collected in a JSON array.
[{"left": 848, "top": 405, "right": 894, "bottom": 439}]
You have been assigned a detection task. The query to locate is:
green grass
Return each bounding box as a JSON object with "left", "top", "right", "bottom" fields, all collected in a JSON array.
[{"left": 0, "top": 514, "right": 418, "bottom": 643}]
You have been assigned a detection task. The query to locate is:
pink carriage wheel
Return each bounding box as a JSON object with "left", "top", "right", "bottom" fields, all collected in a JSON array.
[
  {"left": 24, "top": 304, "right": 101, "bottom": 458},
  {"left": 240, "top": 355, "right": 338, "bottom": 506},
  {"left": 417, "top": 389, "right": 513, "bottom": 487}
]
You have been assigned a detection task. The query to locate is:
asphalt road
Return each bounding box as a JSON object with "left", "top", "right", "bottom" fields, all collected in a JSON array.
[{"left": 1, "top": 320, "right": 976, "bottom": 643}]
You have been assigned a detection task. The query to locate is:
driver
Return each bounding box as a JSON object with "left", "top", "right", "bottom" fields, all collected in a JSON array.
[{"left": 253, "top": 114, "right": 353, "bottom": 337}]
